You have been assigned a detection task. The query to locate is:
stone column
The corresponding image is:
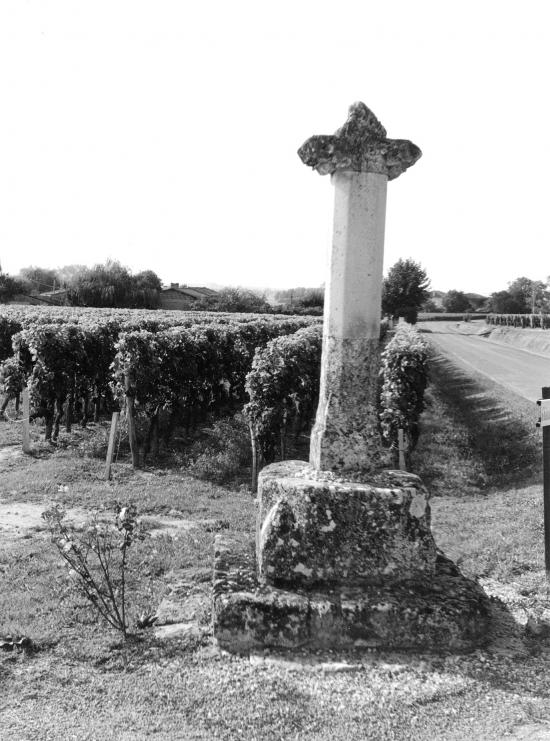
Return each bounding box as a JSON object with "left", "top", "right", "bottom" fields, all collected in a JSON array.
[
  {"left": 310, "top": 170, "right": 387, "bottom": 471},
  {"left": 298, "top": 102, "right": 421, "bottom": 473},
  {"left": 213, "top": 103, "right": 491, "bottom": 654}
]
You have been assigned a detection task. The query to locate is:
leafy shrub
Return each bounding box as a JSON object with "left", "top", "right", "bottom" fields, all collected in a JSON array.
[
  {"left": 76, "top": 425, "right": 112, "bottom": 459},
  {"left": 244, "top": 325, "right": 322, "bottom": 469},
  {"left": 0, "top": 357, "right": 25, "bottom": 416},
  {"left": 185, "top": 413, "right": 251, "bottom": 484},
  {"left": 379, "top": 325, "right": 429, "bottom": 466},
  {"left": 0, "top": 316, "right": 23, "bottom": 361}
]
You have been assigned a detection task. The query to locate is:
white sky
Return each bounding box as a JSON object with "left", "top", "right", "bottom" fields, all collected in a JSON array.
[{"left": 0, "top": 1, "right": 548, "bottom": 295}]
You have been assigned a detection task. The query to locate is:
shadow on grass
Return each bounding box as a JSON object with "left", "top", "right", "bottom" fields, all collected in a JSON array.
[{"left": 417, "top": 352, "right": 541, "bottom": 493}]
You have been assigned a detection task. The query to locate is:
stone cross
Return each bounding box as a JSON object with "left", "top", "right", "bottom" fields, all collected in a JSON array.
[
  {"left": 298, "top": 102, "right": 421, "bottom": 474},
  {"left": 214, "top": 106, "right": 490, "bottom": 655}
]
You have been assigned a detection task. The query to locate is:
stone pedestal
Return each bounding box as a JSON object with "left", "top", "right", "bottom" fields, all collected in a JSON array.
[
  {"left": 214, "top": 540, "right": 490, "bottom": 652},
  {"left": 257, "top": 462, "right": 436, "bottom": 586},
  {"left": 213, "top": 463, "right": 491, "bottom": 653}
]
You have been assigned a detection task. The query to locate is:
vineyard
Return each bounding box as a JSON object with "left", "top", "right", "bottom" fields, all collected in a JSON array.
[
  {"left": 1, "top": 305, "right": 428, "bottom": 478},
  {"left": 418, "top": 312, "right": 488, "bottom": 322},
  {"left": 0, "top": 306, "right": 320, "bottom": 463},
  {"left": 244, "top": 322, "right": 428, "bottom": 483},
  {"left": 486, "top": 313, "right": 550, "bottom": 328}
]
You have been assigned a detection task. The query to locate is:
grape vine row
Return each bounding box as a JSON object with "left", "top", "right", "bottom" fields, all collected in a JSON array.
[{"left": 486, "top": 313, "right": 550, "bottom": 329}]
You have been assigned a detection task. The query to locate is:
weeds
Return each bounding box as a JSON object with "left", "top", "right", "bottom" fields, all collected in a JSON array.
[{"left": 184, "top": 413, "right": 250, "bottom": 484}]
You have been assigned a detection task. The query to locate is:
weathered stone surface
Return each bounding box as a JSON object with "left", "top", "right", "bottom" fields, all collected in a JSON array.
[
  {"left": 213, "top": 534, "right": 491, "bottom": 653},
  {"left": 155, "top": 566, "right": 211, "bottom": 626},
  {"left": 310, "top": 337, "right": 382, "bottom": 472},
  {"left": 154, "top": 622, "right": 206, "bottom": 642},
  {"left": 257, "top": 461, "right": 436, "bottom": 587},
  {"left": 298, "top": 102, "right": 421, "bottom": 180}
]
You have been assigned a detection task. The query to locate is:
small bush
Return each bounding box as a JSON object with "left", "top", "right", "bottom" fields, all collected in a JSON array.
[
  {"left": 77, "top": 426, "right": 112, "bottom": 459},
  {"left": 0, "top": 357, "right": 25, "bottom": 416},
  {"left": 185, "top": 413, "right": 250, "bottom": 484},
  {"left": 42, "top": 504, "right": 147, "bottom": 639},
  {"left": 379, "top": 324, "right": 429, "bottom": 466}
]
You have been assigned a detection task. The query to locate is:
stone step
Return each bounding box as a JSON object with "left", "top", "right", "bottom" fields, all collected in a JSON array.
[{"left": 213, "top": 534, "right": 491, "bottom": 653}]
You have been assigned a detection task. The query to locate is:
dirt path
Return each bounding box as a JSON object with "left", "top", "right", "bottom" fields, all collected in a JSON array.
[
  {"left": 0, "top": 501, "right": 89, "bottom": 541},
  {"left": 0, "top": 498, "right": 218, "bottom": 544}
]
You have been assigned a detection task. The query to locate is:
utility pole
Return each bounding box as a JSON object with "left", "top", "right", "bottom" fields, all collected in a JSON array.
[{"left": 537, "top": 387, "right": 550, "bottom": 581}]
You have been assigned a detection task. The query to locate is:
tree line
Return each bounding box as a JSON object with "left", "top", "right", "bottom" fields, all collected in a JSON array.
[
  {"left": 0, "top": 262, "right": 275, "bottom": 313},
  {"left": 3, "top": 257, "right": 547, "bottom": 318},
  {"left": 381, "top": 260, "right": 550, "bottom": 321},
  {"left": 0, "top": 261, "right": 162, "bottom": 308}
]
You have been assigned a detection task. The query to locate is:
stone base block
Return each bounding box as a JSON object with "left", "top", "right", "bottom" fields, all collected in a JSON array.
[
  {"left": 257, "top": 461, "right": 437, "bottom": 587},
  {"left": 213, "top": 535, "right": 491, "bottom": 653}
]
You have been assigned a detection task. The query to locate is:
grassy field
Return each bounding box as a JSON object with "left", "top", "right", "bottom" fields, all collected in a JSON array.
[{"left": 2, "top": 347, "right": 550, "bottom": 740}]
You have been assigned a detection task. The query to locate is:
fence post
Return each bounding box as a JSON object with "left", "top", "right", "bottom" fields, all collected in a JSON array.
[
  {"left": 124, "top": 369, "right": 139, "bottom": 469},
  {"left": 398, "top": 428, "right": 407, "bottom": 471},
  {"left": 542, "top": 388, "right": 550, "bottom": 581},
  {"left": 105, "top": 412, "right": 120, "bottom": 481},
  {"left": 126, "top": 397, "right": 139, "bottom": 469},
  {"left": 249, "top": 422, "right": 259, "bottom": 493},
  {"left": 22, "top": 387, "right": 31, "bottom": 454}
]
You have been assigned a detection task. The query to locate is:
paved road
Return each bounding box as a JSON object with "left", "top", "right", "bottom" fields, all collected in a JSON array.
[{"left": 418, "top": 322, "right": 550, "bottom": 402}]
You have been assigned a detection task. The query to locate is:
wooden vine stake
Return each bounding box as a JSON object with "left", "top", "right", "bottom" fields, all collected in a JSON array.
[
  {"left": 22, "top": 387, "right": 31, "bottom": 454},
  {"left": 124, "top": 369, "right": 139, "bottom": 469},
  {"left": 398, "top": 428, "right": 407, "bottom": 471},
  {"left": 249, "top": 422, "right": 259, "bottom": 493},
  {"left": 105, "top": 411, "right": 120, "bottom": 481}
]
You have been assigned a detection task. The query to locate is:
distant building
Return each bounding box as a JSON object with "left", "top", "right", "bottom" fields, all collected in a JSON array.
[
  {"left": 8, "top": 290, "right": 69, "bottom": 306},
  {"left": 8, "top": 294, "right": 46, "bottom": 305},
  {"left": 428, "top": 291, "right": 445, "bottom": 309},
  {"left": 159, "top": 284, "right": 218, "bottom": 310},
  {"left": 38, "top": 288, "right": 70, "bottom": 305}
]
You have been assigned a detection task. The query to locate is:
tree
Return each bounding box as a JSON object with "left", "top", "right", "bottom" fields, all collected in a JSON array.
[
  {"left": 199, "top": 287, "right": 271, "bottom": 313},
  {"left": 19, "top": 266, "right": 58, "bottom": 293},
  {"left": 487, "top": 277, "right": 550, "bottom": 314},
  {"left": 131, "top": 270, "right": 162, "bottom": 308},
  {"left": 67, "top": 260, "right": 162, "bottom": 309},
  {"left": 295, "top": 288, "right": 324, "bottom": 312},
  {"left": 382, "top": 259, "right": 430, "bottom": 324},
  {"left": 420, "top": 298, "right": 443, "bottom": 313},
  {"left": 56, "top": 264, "right": 88, "bottom": 288},
  {"left": 507, "top": 276, "right": 549, "bottom": 313},
  {"left": 0, "top": 274, "right": 27, "bottom": 303},
  {"left": 487, "top": 290, "right": 526, "bottom": 314},
  {"left": 133, "top": 270, "right": 162, "bottom": 292},
  {"left": 442, "top": 290, "right": 471, "bottom": 313}
]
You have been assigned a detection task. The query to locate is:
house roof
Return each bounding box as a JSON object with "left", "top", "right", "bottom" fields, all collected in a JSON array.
[
  {"left": 40, "top": 289, "right": 68, "bottom": 298},
  {"left": 161, "top": 285, "right": 218, "bottom": 299}
]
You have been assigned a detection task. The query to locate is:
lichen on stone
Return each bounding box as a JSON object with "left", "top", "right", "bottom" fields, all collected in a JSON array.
[
  {"left": 298, "top": 102, "right": 421, "bottom": 180},
  {"left": 309, "top": 336, "right": 382, "bottom": 474},
  {"left": 213, "top": 533, "right": 491, "bottom": 653},
  {"left": 256, "top": 461, "right": 436, "bottom": 588}
]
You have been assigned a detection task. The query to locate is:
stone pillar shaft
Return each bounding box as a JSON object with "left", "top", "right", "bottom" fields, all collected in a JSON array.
[
  {"left": 310, "top": 171, "right": 387, "bottom": 472},
  {"left": 298, "top": 101, "right": 422, "bottom": 474}
]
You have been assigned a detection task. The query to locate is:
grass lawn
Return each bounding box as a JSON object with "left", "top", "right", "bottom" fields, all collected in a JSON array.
[{"left": 2, "top": 348, "right": 550, "bottom": 740}]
